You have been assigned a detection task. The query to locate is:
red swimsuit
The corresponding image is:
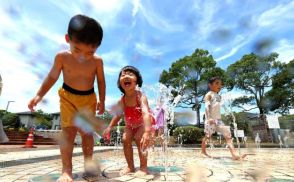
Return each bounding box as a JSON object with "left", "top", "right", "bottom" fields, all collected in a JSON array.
[
  {"left": 123, "top": 94, "right": 143, "bottom": 128},
  {"left": 122, "top": 92, "right": 155, "bottom": 133}
]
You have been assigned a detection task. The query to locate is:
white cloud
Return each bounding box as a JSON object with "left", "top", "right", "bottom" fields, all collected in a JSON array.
[
  {"left": 220, "top": 90, "right": 244, "bottom": 105},
  {"left": 0, "top": 8, "right": 16, "bottom": 29},
  {"left": 0, "top": 53, "right": 40, "bottom": 112},
  {"left": 0, "top": 42, "right": 63, "bottom": 113},
  {"left": 20, "top": 14, "right": 64, "bottom": 45},
  {"left": 213, "top": 47, "right": 223, "bottom": 53},
  {"left": 274, "top": 39, "right": 294, "bottom": 63},
  {"left": 196, "top": 1, "right": 220, "bottom": 40},
  {"left": 105, "top": 95, "right": 120, "bottom": 108},
  {"left": 88, "top": 0, "right": 128, "bottom": 28},
  {"left": 132, "top": 0, "right": 140, "bottom": 17},
  {"left": 101, "top": 51, "right": 129, "bottom": 76},
  {"left": 0, "top": 7, "right": 64, "bottom": 47},
  {"left": 89, "top": 0, "right": 126, "bottom": 12},
  {"left": 135, "top": 43, "right": 163, "bottom": 58},
  {"left": 215, "top": 42, "right": 246, "bottom": 62},
  {"left": 220, "top": 89, "right": 259, "bottom": 113},
  {"left": 131, "top": 0, "right": 141, "bottom": 26},
  {"left": 139, "top": 2, "right": 184, "bottom": 32},
  {"left": 49, "top": 0, "right": 83, "bottom": 17},
  {"left": 0, "top": 7, "right": 64, "bottom": 113},
  {"left": 215, "top": 35, "right": 251, "bottom": 62},
  {"left": 258, "top": 1, "right": 294, "bottom": 27}
]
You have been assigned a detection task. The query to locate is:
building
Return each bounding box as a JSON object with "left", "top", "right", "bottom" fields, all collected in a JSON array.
[
  {"left": 16, "top": 111, "right": 61, "bottom": 130},
  {"left": 16, "top": 111, "right": 37, "bottom": 128},
  {"left": 51, "top": 112, "right": 61, "bottom": 130}
]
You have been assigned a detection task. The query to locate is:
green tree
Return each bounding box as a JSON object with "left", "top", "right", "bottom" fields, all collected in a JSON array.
[
  {"left": 278, "top": 114, "right": 294, "bottom": 130},
  {"left": 96, "top": 110, "right": 126, "bottom": 126},
  {"left": 0, "top": 110, "right": 18, "bottom": 128},
  {"left": 227, "top": 53, "right": 281, "bottom": 119},
  {"left": 221, "top": 112, "right": 255, "bottom": 137},
  {"left": 0, "top": 110, "right": 6, "bottom": 118},
  {"left": 173, "top": 126, "right": 203, "bottom": 144},
  {"left": 159, "top": 49, "right": 226, "bottom": 126},
  {"left": 266, "top": 60, "right": 294, "bottom": 114},
  {"left": 34, "top": 110, "right": 52, "bottom": 129},
  {"left": 96, "top": 111, "right": 113, "bottom": 124}
]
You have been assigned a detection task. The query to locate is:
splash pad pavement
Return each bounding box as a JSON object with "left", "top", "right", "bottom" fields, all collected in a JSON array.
[
  {"left": 1, "top": 146, "right": 293, "bottom": 182},
  {"left": 98, "top": 148, "right": 294, "bottom": 182}
]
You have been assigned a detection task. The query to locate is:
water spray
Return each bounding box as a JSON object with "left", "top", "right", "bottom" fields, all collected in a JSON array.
[{"left": 222, "top": 95, "right": 241, "bottom": 156}]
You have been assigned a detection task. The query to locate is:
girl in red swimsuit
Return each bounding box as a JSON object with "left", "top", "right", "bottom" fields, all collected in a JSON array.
[{"left": 103, "top": 66, "right": 152, "bottom": 177}]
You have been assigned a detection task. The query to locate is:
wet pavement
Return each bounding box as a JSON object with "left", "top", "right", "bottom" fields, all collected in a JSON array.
[{"left": 0, "top": 145, "right": 293, "bottom": 181}]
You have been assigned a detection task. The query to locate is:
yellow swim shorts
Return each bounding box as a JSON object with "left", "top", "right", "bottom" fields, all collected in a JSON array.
[{"left": 58, "top": 87, "right": 97, "bottom": 128}]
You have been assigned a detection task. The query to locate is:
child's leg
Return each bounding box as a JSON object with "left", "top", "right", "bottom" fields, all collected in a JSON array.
[
  {"left": 57, "top": 127, "right": 77, "bottom": 182},
  {"left": 224, "top": 135, "right": 241, "bottom": 160},
  {"left": 134, "top": 125, "right": 148, "bottom": 176},
  {"left": 201, "top": 135, "right": 211, "bottom": 157},
  {"left": 221, "top": 126, "right": 246, "bottom": 160},
  {"left": 79, "top": 129, "right": 94, "bottom": 171},
  {"left": 150, "top": 131, "right": 156, "bottom": 151},
  {"left": 120, "top": 127, "right": 135, "bottom": 175},
  {"left": 202, "top": 123, "right": 214, "bottom": 157},
  {"left": 158, "top": 127, "right": 164, "bottom": 150}
]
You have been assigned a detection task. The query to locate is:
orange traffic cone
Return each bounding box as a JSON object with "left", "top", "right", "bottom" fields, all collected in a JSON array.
[{"left": 23, "top": 128, "right": 36, "bottom": 148}]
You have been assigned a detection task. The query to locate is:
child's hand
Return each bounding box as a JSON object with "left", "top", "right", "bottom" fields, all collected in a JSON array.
[
  {"left": 103, "top": 127, "right": 111, "bottom": 140},
  {"left": 97, "top": 101, "right": 105, "bottom": 115},
  {"left": 140, "top": 131, "right": 151, "bottom": 150},
  {"left": 208, "top": 119, "right": 215, "bottom": 125},
  {"left": 28, "top": 95, "right": 42, "bottom": 112}
]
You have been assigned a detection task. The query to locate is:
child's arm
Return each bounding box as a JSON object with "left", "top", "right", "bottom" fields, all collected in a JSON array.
[
  {"left": 103, "top": 115, "right": 121, "bottom": 140},
  {"left": 141, "top": 95, "right": 152, "bottom": 132},
  {"left": 103, "top": 101, "right": 122, "bottom": 135},
  {"left": 96, "top": 58, "right": 106, "bottom": 114},
  {"left": 28, "top": 54, "right": 62, "bottom": 111},
  {"left": 105, "top": 115, "right": 121, "bottom": 131},
  {"left": 140, "top": 94, "right": 152, "bottom": 149},
  {"left": 204, "top": 93, "right": 214, "bottom": 124}
]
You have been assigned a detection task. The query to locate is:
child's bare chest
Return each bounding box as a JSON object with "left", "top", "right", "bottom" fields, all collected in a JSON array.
[{"left": 63, "top": 59, "right": 96, "bottom": 78}]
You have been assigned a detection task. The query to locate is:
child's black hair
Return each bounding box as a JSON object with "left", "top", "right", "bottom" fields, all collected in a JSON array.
[
  {"left": 117, "top": 66, "right": 143, "bottom": 94},
  {"left": 208, "top": 76, "right": 221, "bottom": 84},
  {"left": 68, "top": 14, "right": 103, "bottom": 47}
]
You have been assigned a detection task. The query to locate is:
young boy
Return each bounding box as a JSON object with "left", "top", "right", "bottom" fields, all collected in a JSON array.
[
  {"left": 201, "top": 77, "right": 245, "bottom": 160},
  {"left": 28, "top": 14, "right": 105, "bottom": 182}
]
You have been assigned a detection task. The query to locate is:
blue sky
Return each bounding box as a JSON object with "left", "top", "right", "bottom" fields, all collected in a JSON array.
[{"left": 0, "top": 0, "right": 294, "bottom": 121}]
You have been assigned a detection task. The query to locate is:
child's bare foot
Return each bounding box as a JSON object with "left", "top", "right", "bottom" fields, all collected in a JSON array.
[
  {"left": 134, "top": 168, "right": 148, "bottom": 177},
  {"left": 57, "top": 172, "right": 73, "bottom": 182},
  {"left": 119, "top": 167, "right": 135, "bottom": 176},
  {"left": 232, "top": 154, "right": 247, "bottom": 160},
  {"left": 201, "top": 152, "right": 212, "bottom": 158}
]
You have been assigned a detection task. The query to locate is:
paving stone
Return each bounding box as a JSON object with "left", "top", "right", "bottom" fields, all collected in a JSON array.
[{"left": 1, "top": 147, "right": 294, "bottom": 181}]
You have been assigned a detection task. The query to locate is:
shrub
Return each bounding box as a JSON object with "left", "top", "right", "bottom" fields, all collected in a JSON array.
[
  {"left": 110, "top": 126, "right": 125, "bottom": 144},
  {"left": 18, "top": 127, "right": 26, "bottom": 132},
  {"left": 100, "top": 126, "right": 125, "bottom": 146},
  {"left": 8, "top": 127, "right": 14, "bottom": 131},
  {"left": 173, "top": 126, "right": 204, "bottom": 144},
  {"left": 1, "top": 112, "right": 18, "bottom": 128}
]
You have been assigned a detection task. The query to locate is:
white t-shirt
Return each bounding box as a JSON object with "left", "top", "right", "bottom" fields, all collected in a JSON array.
[{"left": 205, "top": 91, "right": 221, "bottom": 120}]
